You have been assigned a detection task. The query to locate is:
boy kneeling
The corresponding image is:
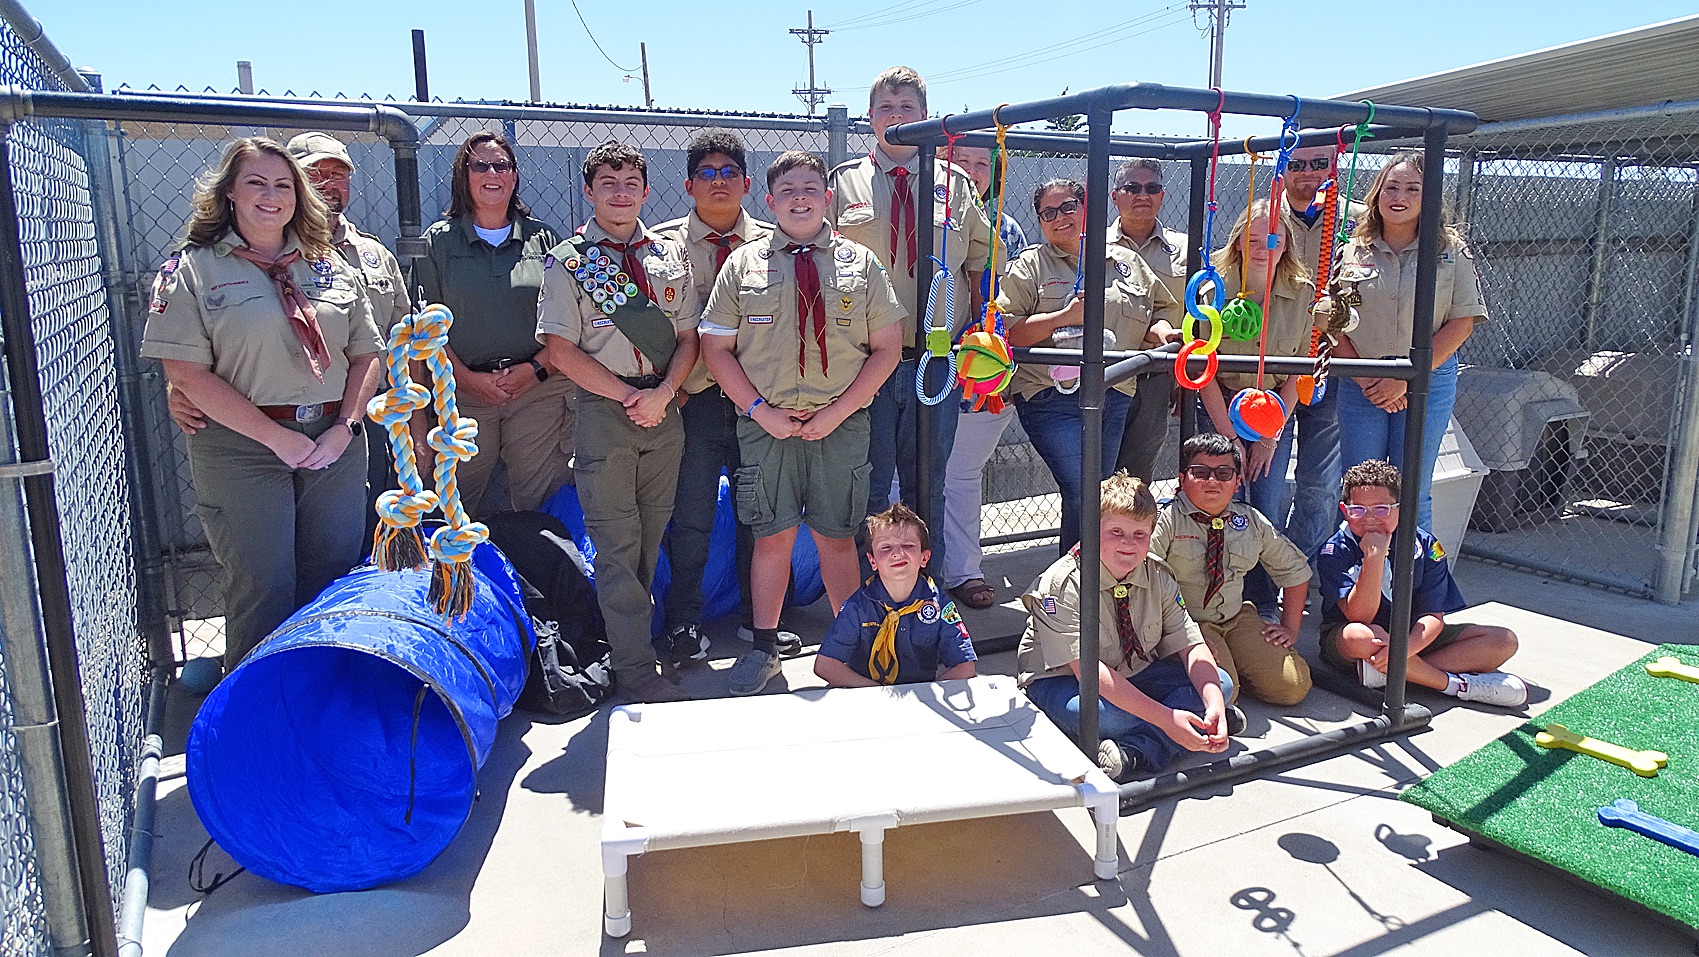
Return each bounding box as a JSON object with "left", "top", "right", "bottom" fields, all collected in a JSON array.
[
  {"left": 1319, "top": 460, "right": 1527, "bottom": 706},
  {"left": 1018, "top": 472, "right": 1242, "bottom": 782},
  {"left": 815, "top": 505, "right": 977, "bottom": 687}
]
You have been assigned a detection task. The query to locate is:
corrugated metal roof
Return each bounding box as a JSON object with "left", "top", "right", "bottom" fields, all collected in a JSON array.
[{"left": 1336, "top": 16, "right": 1699, "bottom": 123}]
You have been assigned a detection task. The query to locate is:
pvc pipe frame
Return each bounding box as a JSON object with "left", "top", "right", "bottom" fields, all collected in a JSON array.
[{"left": 889, "top": 81, "right": 1471, "bottom": 810}]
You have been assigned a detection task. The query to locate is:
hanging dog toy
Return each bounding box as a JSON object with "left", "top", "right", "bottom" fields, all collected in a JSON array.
[
  {"left": 917, "top": 118, "right": 963, "bottom": 406},
  {"left": 1228, "top": 97, "right": 1302, "bottom": 443},
  {"left": 956, "top": 105, "right": 1018, "bottom": 412},
  {"left": 1177, "top": 89, "right": 1228, "bottom": 392},
  {"left": 1298, "top": 101, "right": 1374, "bottom": 405},
  {"left": 1220, "top": 137, "right": 1266, "bottom": 343},
  {"left": 369, "top": 300, "right": 490, "bottom": 619}
]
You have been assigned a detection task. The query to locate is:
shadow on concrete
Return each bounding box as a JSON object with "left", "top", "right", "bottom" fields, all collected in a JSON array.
[{"left": 157, "top": 708, "right": 535, "bottom": 957}]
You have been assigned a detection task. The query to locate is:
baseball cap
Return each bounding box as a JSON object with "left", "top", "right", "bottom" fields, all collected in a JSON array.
[{"left": 287, "top": 131, "right": 355, "bottom": 171}]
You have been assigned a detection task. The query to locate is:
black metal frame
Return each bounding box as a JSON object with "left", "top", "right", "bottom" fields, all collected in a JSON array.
[{"left": 889, "top": 81, "right": 1476, "bottom": 809}]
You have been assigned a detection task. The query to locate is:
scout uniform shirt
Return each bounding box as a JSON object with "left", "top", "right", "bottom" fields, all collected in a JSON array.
[
  {"left": 654, "top": 209, "right": 774, "bottom": 395},
  {"left": 1336, "top": 232, "right": 1486, "bottom": 359},
  {"left": 140, "top": 230, "right": 381, "bottom": 406},
  {"left": 698, "top": 224, "right": 904, "bottom": 414},
  {"left": 817, "top": 576, "right": 976, "bottom": 685},
  {"left": 1109, "top": 218, "right": 1189, "bottom": 299},
  {"left": 1017, "top": 547, "right": 1204, "bottom": 686},
  {"left": 1207, "top": 263, "right": 1318, "bottom": 391},
  {"left": 535, "top": 220, "right": 699, "bottom": 378},
  {"left": 333, "top": 216, "right": 409, "bottom": 329},
  {"left": 1150, "top": 490, "right": 1312, "bottom": 625},
  {"left": 828, "top": 148, "right": 991, "bottom": 343},
  {"left": 415, "top": 213, "right": 560, "bottom": 368},
  {"left": 996, "top": 242, "right": 1182, "bottom": 401},
  {"left": 1290, "top": 201, "right": 1367, "bottom": 282},
  {"left": 1317, "top": 523, "right": 1465, "bottom": 630}
]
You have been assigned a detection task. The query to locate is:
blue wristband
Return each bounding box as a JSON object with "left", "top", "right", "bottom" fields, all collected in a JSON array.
[{"left": 746, "top": 397, "right": 765, "bottom": 417}]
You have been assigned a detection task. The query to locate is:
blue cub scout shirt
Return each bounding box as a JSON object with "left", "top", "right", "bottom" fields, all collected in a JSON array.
[
  {"left": 818, "top": 577, "right": 976, "bottom": 684},
  {"left": 1317, "top": 524, "right": 1466, "bottom": 629}
]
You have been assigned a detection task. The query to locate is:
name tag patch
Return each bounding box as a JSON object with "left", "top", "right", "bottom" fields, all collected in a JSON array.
[
  {"left": 592, "top": 317, "right": 614, "bottom": 328},
  {"left": 748, "top": 315, "right": 774, "bottom": 324}
]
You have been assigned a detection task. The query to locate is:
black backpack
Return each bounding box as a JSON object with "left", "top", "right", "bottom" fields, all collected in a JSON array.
[{"left": 483, "top": 511, "right": 615, "bottom": 717}]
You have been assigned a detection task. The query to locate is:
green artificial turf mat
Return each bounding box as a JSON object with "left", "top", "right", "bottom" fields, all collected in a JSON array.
[{"left": 1402, "top": 643, "right": 1699, "bottom": 929}]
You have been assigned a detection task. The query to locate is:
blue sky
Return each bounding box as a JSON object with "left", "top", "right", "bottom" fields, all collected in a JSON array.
[{"left": 38, "top": 1, "right": 1697, "bottom": 137}]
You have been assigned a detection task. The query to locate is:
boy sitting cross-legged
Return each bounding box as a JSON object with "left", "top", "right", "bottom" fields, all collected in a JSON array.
[
  {"left": 1318, "top": 460, "right": 1528, "bottom": 707},
  {"left": 815, "top": 504, "right": 977, "bottom": 688}
]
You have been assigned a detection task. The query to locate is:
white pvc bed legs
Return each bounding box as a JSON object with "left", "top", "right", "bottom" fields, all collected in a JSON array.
[
  {"left": 1081, "top": 778, "right": 1122, "bottom": 880},
  {"left": 602, "top": 829, "right": 647, "bottom": 937},
  {"left": 849, "top": 812, "right": 901, "bottom": 907}
]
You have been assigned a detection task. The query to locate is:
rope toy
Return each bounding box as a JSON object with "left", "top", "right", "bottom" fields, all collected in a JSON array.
[
  {"left": 369, "top": 301, "right": 489, "bottom": 619},
  {"left": 367, "top": 312, "right": 443, "bottom": 573},
  {"left": 1228, "top": 98, "right": 1302, "bottom": 441},
  {"left": 1299, "top": 100, "right": 1374, "bottom": 404},
  {"left": 957, "top": 104, "right": 1017, "bottom": 413},
  {"left": 917, "top": 117, "right": 962, "bottom": 406},
  {"left": 1177, "top": 89, "right": 1227, "bottom": 392},
  {"left": 1220, "top": 137, "right": 1265, "bottom": 343}
]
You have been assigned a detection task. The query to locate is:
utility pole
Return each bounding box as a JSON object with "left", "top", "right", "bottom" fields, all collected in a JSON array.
[
  {"left": 640, "top": 42, "right": 653, "bottom": 109},
  {"left": 1190, "top": 0, "right": 1243, "bottom": 131},
  {"left": 790, "top": 10, "right": 831, "bottom": 115},
  {"left": 524, "top": 0, "right": 542, "bottom": 102}
]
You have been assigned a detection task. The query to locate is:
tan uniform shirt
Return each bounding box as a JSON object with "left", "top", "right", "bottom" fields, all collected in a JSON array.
[
  {"left": 534, "top": 219, "right": 699, "bottom": 379},
  {"left": 1017, "top": 550, "right": 1204, "bottom": 686},
  {"left": 655, "top": 209, "right": 774, "bottom": 394},
  {"left": 1150, "top": 490, "right": 1312, "bottom": 625},
  {"left": 333, "top": 216, "right": 409, "bottom": 329},
  {"left": 1337, "top": 233, "right": 1487, "bottom": 359},
  {"left": 828, "top": 148, "right": 991, "bottom": 342},
  {"left": 141, "top": 230, "right": 381, "bottom": 406},
  {"left": 1289, "top": 201, "right": 1367, "bottom": 282},
  {"left": 1108, "top": 218, "right": 1189, "bottom": 300},
  {"left": 698, "top": 223, "right": 904, "bottom": 414},
  {"left": 997, "top": 242, "right": 1182, "bottom": 400},
  {"left": 1209, "top": 263, "right": 1318, "bottom": 390}
]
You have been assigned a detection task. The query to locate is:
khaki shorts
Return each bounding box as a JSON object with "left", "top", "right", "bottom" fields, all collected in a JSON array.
[
  {"left": 733, "top": 408, "right": 871, "bottom": 540},
  {"left": 1320, "top": 619, "right": 1472, "bottom": 673}
]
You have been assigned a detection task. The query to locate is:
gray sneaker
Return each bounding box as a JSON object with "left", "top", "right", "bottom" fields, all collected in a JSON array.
[
  {"left": 1095, "top": 740, "right": 1147, "bottom": 784},
  {"left": 736, "top": 625, "right": 803, "bottom": 657},
  {"left": 728, "top": 648, "right": 783, "bottom": 696}
]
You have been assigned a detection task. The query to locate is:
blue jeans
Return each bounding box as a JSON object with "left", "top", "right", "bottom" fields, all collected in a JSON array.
[
  {"left": 664, "top": 386, "right": 753, "bottom": 630},
  {"left": 1288, "top": 381, "right": 1343, "bottom": 560},
  {"left": 1026, "top": 661, "right": 1236, "bottom": 771},
  {"left": 867, "top": 356, "right": 961, "bottom": 573},
  {"left": 1015, "top": 386, "right": 1135, "bottom": 555},
  {"left": 1337, "top": 354, "right": 1459, "bottom": 530}
]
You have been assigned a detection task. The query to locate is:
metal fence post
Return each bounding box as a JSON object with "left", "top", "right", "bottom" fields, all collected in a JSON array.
[
  {"left": 1580, "top": 156, "right": 1618, "bottom": 351},
  {"left": 826, "top": 103, "right": 848, "bottom": 168},
  {"left": 1654, "top": 185, "right": 1699, "bottom": 603}
]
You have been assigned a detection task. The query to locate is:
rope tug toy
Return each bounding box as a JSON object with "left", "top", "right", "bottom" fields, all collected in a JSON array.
[
  {"left": 1299, "top": 101, "right": 1375, "bottom": 405},
  {"left": 368, "top": 301, "right": 490, "bottom": 620},
  {"left": 917, "top": 117, "right": 962, "bottom": 406},
  {"left": 956, "top": 104, "right": 1018, "bottom": 412},
  {"left": 1227, "top": 97, "right": 1303, "bottom": 443},
  {"left": 1176, "top": 88, "right": 1228, "bottom": 392},
  {"left": 1219, "top": 137, "right": 1266, "bottom": 343}
]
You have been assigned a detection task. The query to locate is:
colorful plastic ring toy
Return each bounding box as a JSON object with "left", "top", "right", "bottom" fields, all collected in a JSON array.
[
  {"left": 1185, "top": 266, "right": 1227, "bottom": 322},
  {"left": 1174, "top": 339, "right": 1220, "bottom": 391},
  {"left": 1180, "top": 304, "right": 1225, "bottom": 357}
]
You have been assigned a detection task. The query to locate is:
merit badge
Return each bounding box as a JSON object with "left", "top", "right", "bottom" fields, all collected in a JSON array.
[
  {"left": 565, "top": 257, "right": 582, "bottom": 270},
  {"left": 1116, "top": 260, "right": 1131, "bottom": 278},
  {"left": 1042, "top": 596, "right": 1057, "bottom": 616},
  {"left": 592, "top": 288, "right": 608, "bottom": 303},
  {"left": 585, "top": 245, "right": 603, "bottom": 260},
  {"left": 919, "top": 601, "right": 939, "bottom": 623},
  {"left": 934, "top": 184, "right": 948, "bottom": 202},
  {"left": 599, "top": 300, "right": 617, "bottom": 315},
  {"left": 1430, "top": 539, "right": 1447, "bottom": 561},
  {"left": 759, "top": 248, "right": 773, "bottom": 259},
  {"left": 615, "top": 271, "right": 630, "bottom": 285},
  {"left": 664, "top": 287, "right": 676, "bottom": 304},
  {"left": 836, "top": 246, "right": 855, "bottom": 262},
  {"left": 1230, "top": 513, "right": 1248, "bottom": 531},
  {"left": 1113, "top": 584, "right": 1130, "bottom": 599},
  {"left": 623, "top": 282, "right": 639, "bottom": 297},
  {"left": 840, "top": 295, "right": 853, "bottom": 312},
  {"left": 363, "top": 250, "right": 381, "bottom": 268}
]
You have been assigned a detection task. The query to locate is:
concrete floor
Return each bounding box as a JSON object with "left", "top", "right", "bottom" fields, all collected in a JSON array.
[{"left": 140, "top": 550, "right": 1699, "bottom": 957}]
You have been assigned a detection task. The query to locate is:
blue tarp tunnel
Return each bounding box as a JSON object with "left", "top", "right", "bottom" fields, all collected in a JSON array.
[{"left": 186, "top": 544, "right": 534, "bottom": 893}]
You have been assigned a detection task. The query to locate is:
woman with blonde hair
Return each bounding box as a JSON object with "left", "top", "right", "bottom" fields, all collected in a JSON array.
[
  {"left": 141, "top": 136, "right": 383, "bottom": 672},
  {"left": 1327, "top": 149, "right": 1485, "bottom": 530}
]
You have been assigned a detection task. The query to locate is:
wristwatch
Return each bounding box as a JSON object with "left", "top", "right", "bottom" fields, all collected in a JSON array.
[
  {"left": 342, "top": 417, "right": 364, "bottom": 437},
  {"left": 528, "top": 358, "right": 550, "bottom": 382}
]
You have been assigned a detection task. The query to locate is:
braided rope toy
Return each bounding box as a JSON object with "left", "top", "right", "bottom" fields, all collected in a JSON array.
[
  {"left": 367, "top": 302, "right": 489, "bottom": 620},
  {"left": 1299, "top": 101, "right": 1375, "bottom": 405},
  {"left": 367, "top": 312, "right": 442, "bottom": 573}
]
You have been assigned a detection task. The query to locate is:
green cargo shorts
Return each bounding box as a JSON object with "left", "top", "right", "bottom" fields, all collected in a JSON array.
[{"left": 733, "top": 408, "right": 871, "bottom": 540}]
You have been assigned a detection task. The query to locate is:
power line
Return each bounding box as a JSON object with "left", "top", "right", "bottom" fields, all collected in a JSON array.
[
  {"left": 830, "top": 0, "right": 990, "bottom": 32},
  {"left": 567, "top": 0, "right": 639, "bottom": 73},
  {"left": 825, "top": 0, "right": 977, "bottom": 30}
]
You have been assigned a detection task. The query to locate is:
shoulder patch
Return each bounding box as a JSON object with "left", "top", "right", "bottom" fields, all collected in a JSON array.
[
  {"left": 940, "top": 601, "right": 962, "bottom": 625},
  {"left": 1429, "top": 539, "right": 1446, "bottom": 561},
  {"left": 1320, "top": 543, "right": 1334, "bottom": 556},
  {"left": 362, "top": 249, "right": 381, "bottom": 268},
  {"left": 1041, "top": 596, "right": 1058, "bottom": 616},
  {"left": 1175, "top": 591, "right": 1186, "bottom": 608}
]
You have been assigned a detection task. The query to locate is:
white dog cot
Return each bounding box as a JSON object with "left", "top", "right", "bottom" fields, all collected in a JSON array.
[{"left": 600, "top": 674, "right": 1122, "bottom": 936}]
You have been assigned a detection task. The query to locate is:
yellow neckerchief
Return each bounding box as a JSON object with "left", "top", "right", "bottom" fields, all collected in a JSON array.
[{"left": 863, "top": 576, "right": 935, "bottom": 685}]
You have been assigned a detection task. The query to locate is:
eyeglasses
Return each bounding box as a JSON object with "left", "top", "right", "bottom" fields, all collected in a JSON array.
[
  {"left": 1289, "top": 158, "right": 1333, "bottom": 172},
  {"left": 468, "top": 160, "right": 515, "bottom": 175},
  {"left": 693, "top": 164, "right": 744, "bottom": 182},
  {"left": 1037, "top": 199, "right": 1082, "bottom": 222},
  {"left": 1341, "top": 504, "right": 1397, "bottom": 519},
  {"left": 1183, "top": 465, "right": 1240, "bottom": 482},
  {"left": 1115, "top": 182, "right": 1164, "bottom": 195}
]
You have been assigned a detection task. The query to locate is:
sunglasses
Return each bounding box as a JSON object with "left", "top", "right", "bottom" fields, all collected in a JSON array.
[
  {"left": 1184, "top": 465, "right": 1240, "bottom": 482},
  {"left": 1037, "top": 199, "right": 1082, "bottom": 222},
  {"left": 468, "top": 160, "right": 515, "bottom": 174},
  {"left": 1289, "top": 158, "right": 1333, "bottom": 172},
  {"left": 692, "top": 164, "right": 744, "bottom": 182},
  {"left": 1115, "top": 182, "right": 1164, "bottom": 195},
  {"left": 1342, "top": 504, "right": 1397, "bottom": 518}
]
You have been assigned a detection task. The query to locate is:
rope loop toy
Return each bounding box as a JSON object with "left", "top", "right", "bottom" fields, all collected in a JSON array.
[
  {"left": 917, "top": 116, "right": 962, "bottom": 406},
  {"left": 369, "top": 301, "right": 489, "bottom": 619},
  {"left": 956, "top": 105, "right": 1018, "bottom": 413},
  {"left": 1298, "top": 100, "right": 1375, "bottom": 404}
]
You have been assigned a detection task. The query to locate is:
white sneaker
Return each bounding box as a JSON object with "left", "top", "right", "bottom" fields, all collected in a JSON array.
[
  {"left": 1454, "top": 672, "right": 1529, "bottom": 708},
  {"left": 1357, "top": 660, "right": 1388, "bottom": 689}
]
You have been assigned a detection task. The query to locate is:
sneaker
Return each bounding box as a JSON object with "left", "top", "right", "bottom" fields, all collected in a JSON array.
[
  {"left": 1224, "top": 705, "right": 1247, "bottom": 737},
  {"left": 1454, "top": 671, "right": 1530, "bottom": 708},
  {"left": 728, "top": 648, "right": 783, "bottom": 696},
  {"left": 666, "top": 623, "right": 710, "bottom": 668},
  {"left": 1095, "top": 740, "right": 1147, "bottom": 784},
  {"left": 736, "top": 625, "right": 803, "bottom": 657},
  {"left": 624, "top": 673, "right": 693, "bottom": 704},
  {"left": 1357, "top": 660, "right": 1388, "bottom": 690}
]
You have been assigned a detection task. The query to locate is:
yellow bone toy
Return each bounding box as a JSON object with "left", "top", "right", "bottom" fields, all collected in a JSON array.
[
  {"left": 1645, "top": 656, "right": 1699, "bottom": 685},
  {"left": 1534, "top": 723, "right": 1668, "bottom": 778}
]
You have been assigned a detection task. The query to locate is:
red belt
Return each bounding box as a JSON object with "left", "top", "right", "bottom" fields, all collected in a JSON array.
[{"left": 258, "top": 401, "right": 341, "bottom": 423}]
